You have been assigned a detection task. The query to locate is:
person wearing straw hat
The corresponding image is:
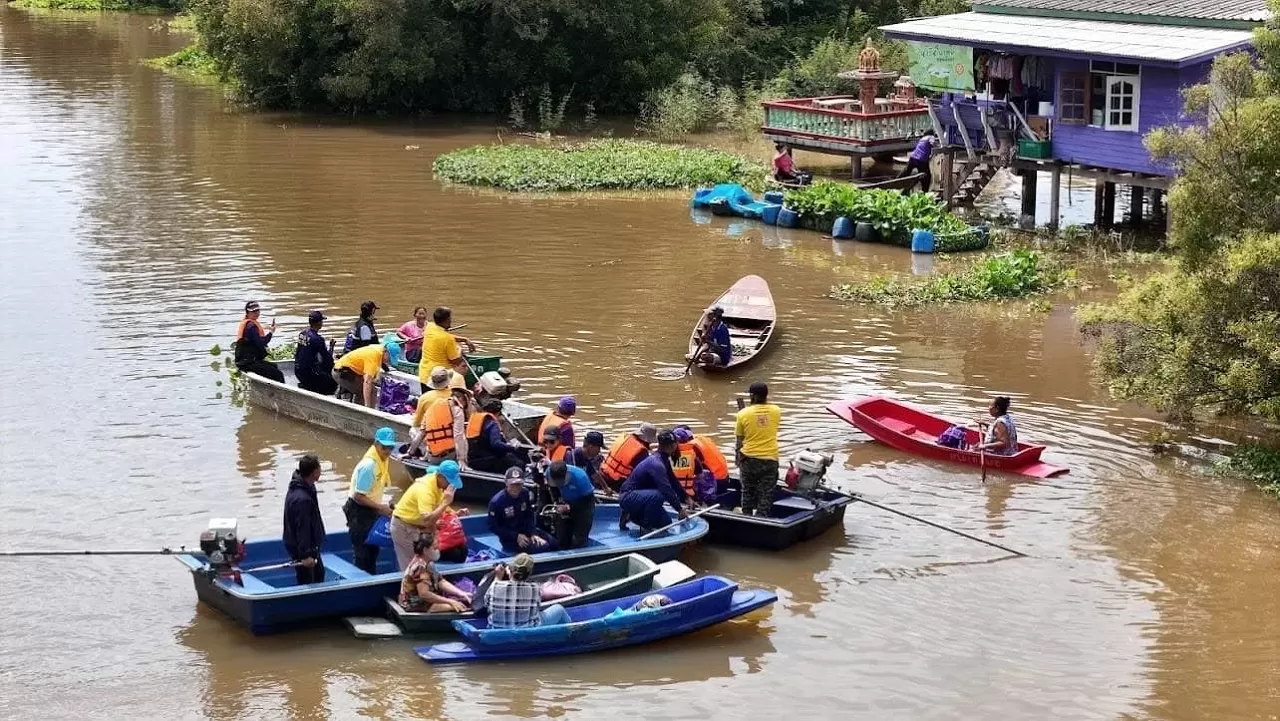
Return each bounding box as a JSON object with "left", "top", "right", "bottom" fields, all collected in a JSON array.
[
  {"left": 420, "top": 374, "right": 473, "bottom": 466},
  {"left": 344, "top": 427, "right": 397, "bottom": 573},
  {"left": 409, "top": 366, "right": 454, "bottom": 456}
]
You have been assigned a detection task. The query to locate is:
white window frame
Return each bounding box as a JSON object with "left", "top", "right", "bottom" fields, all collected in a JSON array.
[{"left": 1088, "top": 62, "right": 1142, "bottom": 132}]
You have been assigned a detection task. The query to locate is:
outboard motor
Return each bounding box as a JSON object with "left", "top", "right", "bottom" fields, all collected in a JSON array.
[
  {"left": 785, "top": 450, "right": 834, "bottom": 499},
  {"left": 199, "top": 518, "right": 245, "bottom": 582}
]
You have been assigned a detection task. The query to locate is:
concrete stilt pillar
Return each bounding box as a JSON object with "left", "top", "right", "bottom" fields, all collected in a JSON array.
[
  {"left": 1048, "top": 165, "right": 1062, "bottom": 232},
  {"left": 1019, "top": 170, "right": 1038, "bottom": 230}
]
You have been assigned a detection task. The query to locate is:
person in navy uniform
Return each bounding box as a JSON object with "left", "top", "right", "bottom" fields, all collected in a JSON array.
[
  {"left": 487, "top": 467, "right": 557, "bottom": 552},
  {"left": 294, "top": 310, "right": 337, "bottom": 395}
]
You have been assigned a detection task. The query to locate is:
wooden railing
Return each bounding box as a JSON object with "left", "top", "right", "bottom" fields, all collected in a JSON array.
[{"left": 762, "top": 96, "right": 933, "bottom": 146}]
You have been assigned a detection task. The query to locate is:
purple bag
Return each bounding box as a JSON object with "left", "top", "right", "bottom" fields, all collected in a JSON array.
[
  {"left": 694, "top": 470, "right": 719, "bottom": 504},
  {"left": 377, "top": 377, "right": 411, "bottom": 414},
  {"left": 936, "top": 425, "right": 967, "bottom": 449}
]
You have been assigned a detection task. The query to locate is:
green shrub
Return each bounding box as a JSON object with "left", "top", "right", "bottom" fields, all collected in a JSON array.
[
  {"left": 785, "top": 181, "right": 980, "bottom": 250},
  {"left": 144, "top": 44, "right": 220, "bottom": 80},
  {"left": 1218, "top": 444, "right": 1280, "bottom": 498},
  {"left": 433, "top": 139, "right": 766, "bottom": 192},
  {"left": 830, "top": 249, "right": 1066, "bottom": 306},
  {"left": 11, "top": 0, "right": 179, "bottom": 12}
]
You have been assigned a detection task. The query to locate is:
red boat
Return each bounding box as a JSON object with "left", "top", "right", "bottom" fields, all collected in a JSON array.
[{"left": 826, "top": 396, "right": 1069, "bottom": 479}]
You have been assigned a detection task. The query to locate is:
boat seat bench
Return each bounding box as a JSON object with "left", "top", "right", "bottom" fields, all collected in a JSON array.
[
  {"left": 321, "top": 553, "right": 371, "bottom": 580},
  {"left": 877, "top": 418, "right": 918, "bottom": 436}
]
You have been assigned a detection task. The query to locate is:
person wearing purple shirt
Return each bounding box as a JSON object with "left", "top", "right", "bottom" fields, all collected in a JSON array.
[{"left": 899, "top": 130, "right": 938, "bottom": 192}]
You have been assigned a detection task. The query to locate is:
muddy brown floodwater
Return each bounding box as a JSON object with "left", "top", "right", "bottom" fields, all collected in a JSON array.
[{"left": 1, "top": 8, "right": 1278, "bottom": 721}]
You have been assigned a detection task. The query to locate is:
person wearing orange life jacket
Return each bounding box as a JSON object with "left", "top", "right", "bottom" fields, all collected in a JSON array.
[
  {"left": 538, "top": 424, "right": 574, "bottom": 466},
  {"left": 233, "top": 300, "right": 284, "bottom": 382},
  {"left": 466, "top": 396, "right": 529, "bottom": 474},
  {"left": 600, "top": 422, "right": 657, "bottom": 492},
  {"left": 678, "top": 424, "right": 731, "bottom": 492},
  {"left": 537, "top": 397, "right": 576, "bottom": 449},
  {"left": 669, "top": 427, "right": 709, "bottom": 497},
  {"left": 408, "top": 366, "right": 454, "bottom": 456},
  {"left": 420, "top": 374, "right": 472, "bottom": 467}
]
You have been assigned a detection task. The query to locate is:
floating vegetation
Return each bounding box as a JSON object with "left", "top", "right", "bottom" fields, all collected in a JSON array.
[
  {"left": 784, "top": 181, "right": 984, "bottom": 252},
  {"left": 830, "top": 250, "right": 1069, "bottom": 307}
]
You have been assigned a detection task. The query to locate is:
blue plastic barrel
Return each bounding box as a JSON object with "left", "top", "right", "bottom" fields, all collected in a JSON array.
[
  {"left": 763, "top": 190, "right": 785, "bottom": 205},
  {"left": 832, "top": 216, "right": 854, "bottom": 239},
  {"left": 761, "top": 203, "right": 782, "bottom": 225},
  {"left": 777, "top": 207, "right": 798, "bottom": 228},
  {"left": 910, "top": 229, "right": 936, "bottom": 254}
]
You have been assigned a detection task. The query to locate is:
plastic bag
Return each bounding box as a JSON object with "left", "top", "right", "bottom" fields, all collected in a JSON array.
[
  {"left": 936, "top": 425, "right": 968, "bottom": 449},
  {"left": 436, "top": 511, "right": 467, "bottom": 551},
  {"left": 539, "top": 574, "right": 581, "bottom": 601},
  {"left": 368, "top": 516, "right": 394, "bottom": 548}
]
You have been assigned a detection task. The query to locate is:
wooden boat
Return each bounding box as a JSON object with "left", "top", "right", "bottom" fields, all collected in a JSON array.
[
  {"left": 354, "top": 556, "right": 695, "bottom": 637},
  {"left": 826, "top": 396, "right": 1069, "bottom": 478},
  {"left": 415, "top": 576, "right": 777, "bottom": 663},
  {"left": 243, "top": 359, "right": 544, "bottom": 450},
  {"left": 688, "top": 275, "right": 777, "bottom": 372},
  {"left": 174, "top": 505, "right": 709, "bottom": 635}
]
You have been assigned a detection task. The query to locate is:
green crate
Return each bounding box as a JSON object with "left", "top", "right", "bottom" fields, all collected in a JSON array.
[
  {"left": 1017, "top": 138, "right": 1052, "bottom": 159},
  {"left": 393, "top": 353, "right": 502, "bottom": 386}
]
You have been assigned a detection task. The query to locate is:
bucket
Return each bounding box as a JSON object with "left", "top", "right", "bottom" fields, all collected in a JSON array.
[
  {"left": 763, "top": 190, "right": 785, "bottom": 205},
  {"left": 854, "top": 221, "right": 878, "bottom": 242},
  {"left": 777, "top": 207, "right": 798, "bottom": 228},
  {"left": 910, "top": 229, "right": 936, "bottom": 254},
  {"left": 1037, "top": 101, "right": 1054, "bottom": 117},
  {"left": 368, "top": 516, "right": 394, "bottom": 548},
  {"left": 761, "top": 203, "right": 782, "bottom": 226},
  {"left": 832, "top": 216, "right": 854, "bottom": 239}
]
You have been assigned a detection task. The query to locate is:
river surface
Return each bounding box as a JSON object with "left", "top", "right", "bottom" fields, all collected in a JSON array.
[{"left": 2, "top": 9, "right": 1278, "bottom": 721}]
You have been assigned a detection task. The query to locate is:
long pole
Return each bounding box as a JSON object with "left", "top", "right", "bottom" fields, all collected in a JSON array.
[
  {"left": 0, "top": 548, "right": 188, "bottom": 557},
  {"left": 851, "top": 495, "right": 1027, "bottom": 558},
  {"left": 639, "top": 504, "right": 720, "bottom": 540}
]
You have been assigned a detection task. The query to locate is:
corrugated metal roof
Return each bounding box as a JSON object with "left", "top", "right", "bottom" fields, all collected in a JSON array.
[
  {"left": 977, "top": 0, "right": 1271, "bottom": 23},
  {"left": 881, "top": 13, "right": 1255, "bottom": 64}
]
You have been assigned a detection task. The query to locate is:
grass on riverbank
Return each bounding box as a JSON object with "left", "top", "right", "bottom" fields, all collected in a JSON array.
[
  {"left": 433, "top": 139, "right": 766, "bottom": 192},
  {"left": 830, "top": 249, "right": 1069, "bottom": 307},
  {"left": 144, "top": 44, "right": 221, "bottom": 83},
  {"left": 11, "top": 0, "right": 174, "bottom": 12},
  {"left": 1217, "top": 444, "right": 1280, "bottom": 499}
]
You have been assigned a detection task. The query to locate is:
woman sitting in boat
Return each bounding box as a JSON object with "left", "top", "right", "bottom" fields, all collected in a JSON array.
[
  {"left": 772, "top": 143, "right": 811, "bottom": 186},
  {"left": 486, "top": 553, "right": 572, "bottom": 628},
  {"left": 398, "top": 533, "right": 472, "bottom": 614},
  {"left": 977, "top": 396, "right": 1018, "bottom": 455}
]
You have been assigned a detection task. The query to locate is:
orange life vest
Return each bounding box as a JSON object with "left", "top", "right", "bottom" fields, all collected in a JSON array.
[
  {"left": 602, "top": 434, "right": 649, "bottom": 482},
  {"left": 423, "top": 398, "right": 456, "bottom": 456},
  {"left": 546, "top": 443, "right": 570, "bottom": 464},
  {"left": 691, "top": 436, "right": 729, "bottom": 481},
  {"left": 538, "top": 412, "right": 571, "bottom": 444},
  {"left": 235, "top": 318, "right": 263, "bottom": 343},
  {"left": 466, "top": 411, "right": 496, "bottom": 441},
  {"left": 671, "top": 442, "right": 703, "bottom": 492}
]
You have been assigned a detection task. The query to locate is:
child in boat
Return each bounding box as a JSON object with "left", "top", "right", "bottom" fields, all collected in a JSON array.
[
  {"left": 398, "top": 533, "right": 472, "bottom": 613},
  {"left": 976, "top": 396, "right": 1018, "bottom": 455}
]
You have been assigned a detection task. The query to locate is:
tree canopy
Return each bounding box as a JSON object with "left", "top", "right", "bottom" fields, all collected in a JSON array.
[{"left": 1080, "top": 5, "right": 1280, "bottom": 422}]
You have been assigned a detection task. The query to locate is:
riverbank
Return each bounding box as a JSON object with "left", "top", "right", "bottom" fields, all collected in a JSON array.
[{"left": 9, "top": 0, "right": 173, "bottom": 11}]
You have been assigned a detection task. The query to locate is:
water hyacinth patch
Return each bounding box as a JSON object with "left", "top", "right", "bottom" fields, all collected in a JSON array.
[
  {"left": 433, "top": 139, "right": 766, "bottom": 192},
  {"left": 830, "top": 250, "right": 1068, "bottom": 307},
  {"left": 784, "top": 181, "right": 982, "bottom": 252}
]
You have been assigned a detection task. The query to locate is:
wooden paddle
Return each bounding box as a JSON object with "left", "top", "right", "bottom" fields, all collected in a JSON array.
[
  {"left": 639, "top": 504, "right": 720, "bottom": 540},
  {"left": 973, "top": 421, "right": 988, "bottom": 483}
]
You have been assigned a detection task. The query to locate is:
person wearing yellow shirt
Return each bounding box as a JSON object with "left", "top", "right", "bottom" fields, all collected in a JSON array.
[
  {"left": 734, "top": 382, "right": 782, "bottom": 517},
  {"left": 343, "top": 426, "right": 397, "bottom": 573},
  {"left": 418, "top": 307, "right": 476, "bottom": 385},
  {"left": 390, "top": 460, "right": 466, "bottom": 569},
  {"left": 332, "top": 343, "right": 389, "bottom": 408}
]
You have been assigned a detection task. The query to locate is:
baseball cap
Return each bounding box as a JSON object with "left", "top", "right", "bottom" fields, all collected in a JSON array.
[
  {"left": 584, "top": 431, "right": 605, "bottom": 447},
  {"left": 360, "top": 300, "right": 379, "bottom": 315},
  {"left": 373, "top": 427, "right": 397, "bottom": 447},
  {"left": 557, "top": 397, "right": 576, "bottom": 415},
  {"left": 308, "top": 310, "right": 325, "bottom": 323},
  {"left": 547, "top": 461, "right": 568, "bottom": 487},
  {"left": 504, "top": 467, "right": 526, "bottom": 485},
  {"left": 635, "top": 422, "right": 658, "bottom": 444},
  {"left": 244, "top": 301, "right": 261, "bottom": 313},
  {"left": 656, "top": 430, "right": 677, "bottom": 447},
  {"left": 437, "top": 460, "right": 463, "bottom": 488},
  {"left": 511, "top": 553, "right": 534, "bottom": 573},
  {"left": 541, "top": 425, "right": 560, "bottom": 442},
  {"left": 673, "top": 427, "right": 694, "bottom": 443}
]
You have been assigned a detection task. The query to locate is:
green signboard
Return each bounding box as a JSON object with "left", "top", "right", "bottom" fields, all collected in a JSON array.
[{"left": 908, "top": 41, "right": 975, "bottom": 92}]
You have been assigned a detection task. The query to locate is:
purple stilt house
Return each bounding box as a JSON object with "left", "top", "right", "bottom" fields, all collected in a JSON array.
[{"left": 881, "top": 0, "right": 1271, "bottom": 229}]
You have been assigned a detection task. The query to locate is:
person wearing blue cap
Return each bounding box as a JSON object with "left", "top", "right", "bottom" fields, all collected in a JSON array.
[
  {"left": 391, "top": 459, "right": 467, "bottom": 568},
  {"left": 537, "top": 397, "right": 576, "bottom": 450},
  {"left": 343, "top": 426, "right": 397, "bottom": 573},
  {"left": 294, "top": 310, "right": 337, "bottom": 395},
  {"left": 488, "top": 467, "right": 557, "bottom": 552}
]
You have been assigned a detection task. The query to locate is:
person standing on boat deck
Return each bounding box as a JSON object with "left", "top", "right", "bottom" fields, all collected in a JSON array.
[
  {"left": 391, "top": 460, "right": 466, "bottom": 569},
  {"left": 294, "top": 310, "right": 337, "bottom": 395},
  {"left": 487, "top": 553, "right": 572, "bottom": 628},
  {"left": 466, "top": 395, "right": 529, "bottom": 474},
  {"left": 735, "top": 382, "right": 782, "bottom": 516},
  {"left": 537, "top": 397, "right": 576, "bottom": 450},
  {"left": 342, "top": 300, "right": 379, "bottom": 355},
  {"left": 421, "top": 375, "right": 472, "bottom": 466},
  {"left": 418, "top": 307, "right": 476, "bottom": 390},
  {"left": 283, "top": 454, "right": 326, "bottom": 585},
  {"left": 395, "top": 306, "right": 430, "bottom": 363},
  {"left": 601, "top": 422, "right": 657, "bottom": 492},
  {"left": 690, "top": 307, "right": 732, "bottom": 367},
  {"left": 976, "top": 396, "right": 1019, "bottom": 456},
  {"left": 618, "top": 431, "right": 690, "bottom": 532},
  {"left": 331, "top": 342, "right": 389, "bottom": 408},
  {"left": 572, "top": 431, "right": 610, "bottom": 494},
  {"left": 233, "top": 300, "right": 284, "bottom": 382},
  {"left": 898, "top": 130, "right": 938, "bottom": 192},
  {"left": 548, "top": 460, "right": 596, "bottom": 549},
  {"left": 409, "top": 366, "right": 454, "bottom": 456},
  {"left": 488, "top": 468, "right": 557, "bottom": 552},
  {"left": 344, "top": 427, "right": 397, "bottom": 574}
]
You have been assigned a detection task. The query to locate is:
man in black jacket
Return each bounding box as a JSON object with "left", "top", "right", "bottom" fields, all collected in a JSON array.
[{"left": 283, "top": 454, "right": 326, "bottom": 585}]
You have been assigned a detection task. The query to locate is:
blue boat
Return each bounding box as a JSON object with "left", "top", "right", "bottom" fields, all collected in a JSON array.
[
  {"left": 690, "top": 184, "right": 778, "bottom": 220},
  {"left": 415, "top": 576, "right": 776, "bottom": 663},
  {"left": 175, "top": 506, "right": 708, "bottom": 635}
]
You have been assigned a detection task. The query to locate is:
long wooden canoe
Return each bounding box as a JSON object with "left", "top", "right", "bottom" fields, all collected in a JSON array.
[
  {"left": 688, "top": 275, "right": 776, "bottom": 372},
  {"left": 827, "top": 396, "right": 1069, "bottom": 478}
]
